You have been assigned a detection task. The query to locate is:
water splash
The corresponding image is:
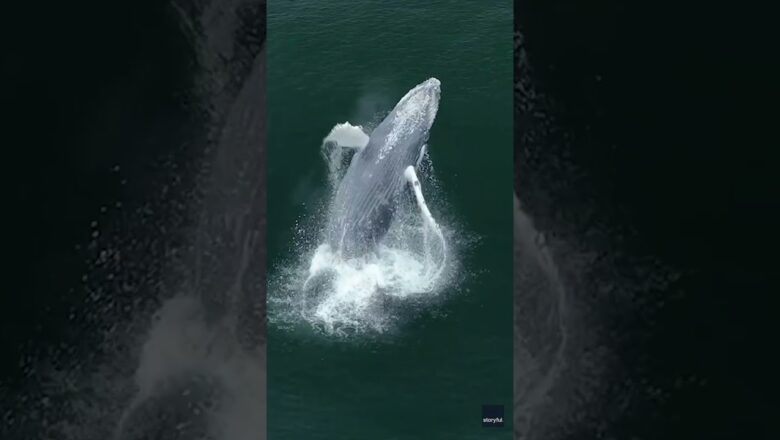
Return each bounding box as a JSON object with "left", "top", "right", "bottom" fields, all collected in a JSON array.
[{"left": 269, "top": 121, "right": 458, "bottom": 337}]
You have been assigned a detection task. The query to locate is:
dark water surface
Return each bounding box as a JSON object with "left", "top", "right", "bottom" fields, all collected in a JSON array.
[{"left": 267, "top": 0, "right": 513, "bottom": 438}]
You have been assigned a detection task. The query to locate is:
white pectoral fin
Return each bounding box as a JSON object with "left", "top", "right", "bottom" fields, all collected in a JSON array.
[
  {"left": 404, "top": 165, "right": 447, "bottom": 282},
  {"left": 404, "top": 166, "right": 439, "bottom": 230},
  {"left": 323, "top": 122, "right": 370, "bottom": 150}
]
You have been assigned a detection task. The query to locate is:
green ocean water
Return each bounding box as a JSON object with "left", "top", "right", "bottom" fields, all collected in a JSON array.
[{"left": 267, "top": 1, "right": 513, "bottom": 438}]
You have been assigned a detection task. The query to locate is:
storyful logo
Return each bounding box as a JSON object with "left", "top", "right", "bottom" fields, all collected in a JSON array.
[{"left": 482, "top": 404, "right": 504, "bottom": 428}]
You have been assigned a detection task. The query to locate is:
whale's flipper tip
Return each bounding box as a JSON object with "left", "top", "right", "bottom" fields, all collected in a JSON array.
[
  {"left": 404, "top": 166, "right": 434, "bottom": 224},
  {"left": 324, "top": 122, "right": 370, "bottom": 150},
  {"left": 403, "top": 166, "right": 420, "bottom": 188}
]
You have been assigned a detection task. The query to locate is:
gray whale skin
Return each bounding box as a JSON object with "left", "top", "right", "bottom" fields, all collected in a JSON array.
[{"left": 326, "top": 77, "right": 441, "bottom": 258}]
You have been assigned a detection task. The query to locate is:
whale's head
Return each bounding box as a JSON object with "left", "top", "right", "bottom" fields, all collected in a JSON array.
[
  {"left": 392, "top": 77, "right": 440, "bottom": 131},
  {"left": 374, "top": 77, "right": 441, "bottom": 165}
]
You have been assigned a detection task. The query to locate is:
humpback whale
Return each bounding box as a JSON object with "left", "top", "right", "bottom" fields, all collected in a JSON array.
[{"left": 325, "top": 77, "right": 442, "bottom": 258}]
